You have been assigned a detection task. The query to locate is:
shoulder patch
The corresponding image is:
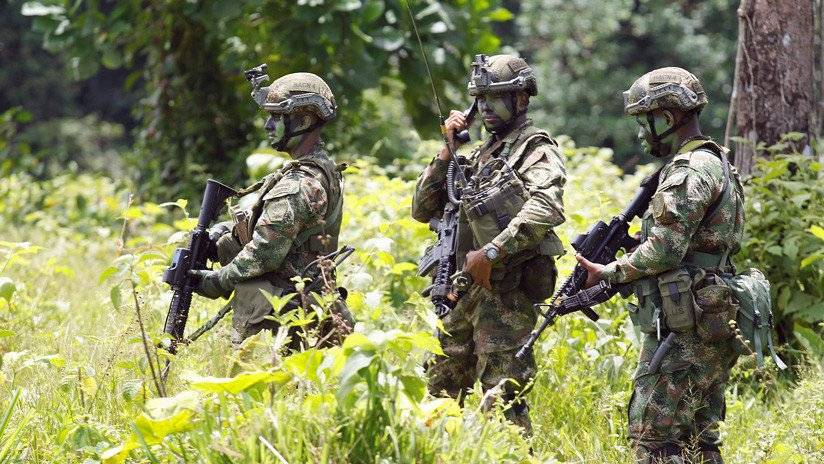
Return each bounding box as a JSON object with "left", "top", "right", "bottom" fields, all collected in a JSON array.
[
  {"left": 262, "top": 177, "right": 301, "bottom": 201},
  {"left": 658, "top": 170, "right": 688, "bottom": 191},
  {"left": 519, "top": 140, "right": 562, "bottom": 172}
]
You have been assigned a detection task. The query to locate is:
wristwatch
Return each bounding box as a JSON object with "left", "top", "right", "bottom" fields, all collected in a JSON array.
[{"left": 483, "top": 244, "right": 500, "bottom": 263}]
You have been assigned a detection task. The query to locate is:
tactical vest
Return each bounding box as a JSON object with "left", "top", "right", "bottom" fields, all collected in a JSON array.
[
  {"left": 456, "top": 124, "right": 565, "bottom": 271},
  {"left": 232, "top": 155, "right": 344, "bottom": 269}
]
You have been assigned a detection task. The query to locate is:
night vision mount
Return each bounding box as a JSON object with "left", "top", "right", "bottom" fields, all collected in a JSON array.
[{"left": 244, "top": 63, "right": 271, "bottom": 108}]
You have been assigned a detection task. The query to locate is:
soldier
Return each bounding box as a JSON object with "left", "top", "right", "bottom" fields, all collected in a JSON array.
[
  {"left": 576, "top": 68, "right": 745, "bottom": 463},
  {"left": 192, "top": 69, "right": 353, "bottom": 347},
  {"left": 412, "top": 54, "right": 567, "bottom": 434}
]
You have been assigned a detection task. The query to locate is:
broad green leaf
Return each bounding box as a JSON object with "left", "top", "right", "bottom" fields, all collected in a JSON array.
[
  {"left": 336, "top": 351, "right": 375, "bottom": 401},
  {"left": 101, "top": 440, "right": 138, "bottom": 464},
  {"left": 487, "top": 7, "right": 513, "bottom": 21},
  {"left": 361, "top": 0, "right": 384, "bottom": 23},
  {"left": 800, "top": 253, "right": 824, "bottom": 269},
  {"left": 0, "top": 278, "right": 15, "bottom": 301},
  {"left": 284, "top": 349, "right": 324, "bottom": 382},
  {"left": 134, "top": 409, "right": 194, "bottom": 444},
  {"left": 809, "top": 225, "right": 824, "bottom": 241},
  {"left": 0, "top": 329, "right": 15, "bottom": 338},
  {"left": 390, "top": 262, "right": 417, "bottom": 274},
  {"left": 342, "top": 332, "right": 375, "bottom": 351},
  {"left": 187, "top": 371, "right": 290, "bottom": 394},
  {"left": 110, "top": 286, "right": 122, "bottom": 310},
  {"left": 399, "top": 375, "right": 427, "bottom": 403},
  {"left": 794, "top": 324, "right": 824, "bottom": 361}
]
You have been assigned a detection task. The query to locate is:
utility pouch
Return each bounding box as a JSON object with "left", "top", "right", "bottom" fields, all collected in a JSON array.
[
  {"left": 657, "top": 268, "right": 696, "bottom": 332},
  {"left": 694, "top": 276, "right": 738, "bottom": 343},
  {"left": 462, "top": 158, "right": 529, "bottom": 247},
  {"left": 230, "top": 279, "right": 285, "bottom": 341},
  {"left": 721, "top": 268, "right": 786, "bottom": 369},
  {"left": 630, "top": 278, "right": 659, "bottom": 333},
  {"left": 519, "top": 254, "right": 557, "bottom": 303},
  {"left": 232, "top": 209, "right": 254, "bottom": 245}
]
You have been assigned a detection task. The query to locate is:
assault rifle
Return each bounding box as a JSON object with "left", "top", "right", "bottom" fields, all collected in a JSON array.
[
  {"left": 516, "top": 169, "right": 662, "bottom": 360},
  {"left": 418, "top": 200, "right": 462, "bottom": 318},
  {"left": 161, "top": 179, "right": 237, "bottom": 360}
]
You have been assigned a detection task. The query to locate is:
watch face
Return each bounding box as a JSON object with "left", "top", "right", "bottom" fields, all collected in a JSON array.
[{"left": 485, "top": 247, "right": 498, "bottom": 260}]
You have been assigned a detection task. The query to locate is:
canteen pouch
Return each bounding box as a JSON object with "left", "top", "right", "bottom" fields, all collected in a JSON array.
[
  {"left": 657, "top": 268, "right": 695, "bottom": 332},
  {"left": 630, "top": 278, "right": 659, "bottom": 334},
  {"left": 694, "top": 276, "right": 738, "bottom": 343}
]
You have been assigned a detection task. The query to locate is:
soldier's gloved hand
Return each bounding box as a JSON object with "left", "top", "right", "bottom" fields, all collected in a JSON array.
[
  {"left": 189, "top": 269, "right": 232, "bottom": 300},
  {"left": 206, "top": 222, "right": 233, "bottom": 261},
  {"left": 464, "top": 249, "right": 493, "bottom": 290}
]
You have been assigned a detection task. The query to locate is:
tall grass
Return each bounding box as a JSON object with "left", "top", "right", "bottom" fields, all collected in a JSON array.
[{"left": 0, "top": 145, "right": 819, "bottom": 463}]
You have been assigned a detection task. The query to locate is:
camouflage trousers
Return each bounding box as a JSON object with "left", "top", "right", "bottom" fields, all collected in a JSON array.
[
  {"left": 629, "top": 330, "right": 738, "bottom": 464},
  {"left": 426, "top": 285, "right": 537, "bottom": 434}
]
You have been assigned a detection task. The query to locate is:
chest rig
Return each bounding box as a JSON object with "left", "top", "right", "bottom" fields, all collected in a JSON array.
[
  {"left": 231, "top": 156, "right": 344, "bottom": 255},
  {"left": 456, "top": 124, "right": 562, "bottom": 268}
]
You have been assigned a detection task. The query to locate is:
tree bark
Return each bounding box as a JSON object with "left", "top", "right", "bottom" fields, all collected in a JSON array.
[{"left": 733, "top": 0, "right": 816, "bottom": 175}]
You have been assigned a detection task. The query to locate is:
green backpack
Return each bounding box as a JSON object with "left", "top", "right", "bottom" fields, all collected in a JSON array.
[{"left": 721, "top": 268, "right": 787, "bottom": 369}]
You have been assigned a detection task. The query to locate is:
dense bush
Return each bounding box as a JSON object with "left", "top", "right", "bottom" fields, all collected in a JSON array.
[
  {"left": 0, "top": 141, "right": 821, "bottom": 462},
  {"left": 736, "top": 149, "right": 824, "bottom": 364}
]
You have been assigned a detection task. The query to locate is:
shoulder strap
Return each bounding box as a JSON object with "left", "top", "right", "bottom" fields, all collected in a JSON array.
[
  {"left": 697, "top": 143, "right": 730, "bottom": 226},
  {"left": 292, "top": 159, "right": 344, "bottom": 247}
]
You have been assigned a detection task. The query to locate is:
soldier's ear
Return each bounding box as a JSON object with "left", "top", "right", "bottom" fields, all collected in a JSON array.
[{"left": 516, "top": 92, "right": 529, "bottom": 112}]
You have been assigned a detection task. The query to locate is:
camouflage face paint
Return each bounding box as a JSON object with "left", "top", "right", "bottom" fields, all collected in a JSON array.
[
  {"left": 478, "top": 93, "right": 515, "bottom": 132},
  {"left": 635, "top": 114, "right": 676, "bottom": 157}
]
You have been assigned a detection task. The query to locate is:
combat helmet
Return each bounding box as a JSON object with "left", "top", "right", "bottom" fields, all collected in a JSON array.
[
  {"left": 245, "top": 64, "right": 337, "bottom": 122},
  {"left": 623, "top": 67, "right": 707, "bottom": 116},
  {"left": 467, "top": 54, "right": 538, "bottom": 96}
]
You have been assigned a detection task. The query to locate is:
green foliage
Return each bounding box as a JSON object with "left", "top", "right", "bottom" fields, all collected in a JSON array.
[
  {"left": 23, "top": 0, "right": 507, "bottom": 196},
  {"left": 736, "top": 147, "right": 824, "bottom": 364},
  {"left": 0, "top": 142, "right": 821, "bottom": 462},
  {"left": 517, "top": 0, "right": 737, "bottom": 166}
]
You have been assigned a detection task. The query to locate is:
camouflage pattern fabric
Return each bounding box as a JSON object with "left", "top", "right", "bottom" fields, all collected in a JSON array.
[
  {"left": 425, "top": 285, "right": 538, "bottom": 432},
  {"left": 600, "top": 138, "right": 744, "bottom": 463},
  {"left": 602, "top": 139, "right": 744, "bottom": 284},
  {"left": 213, "top": 142, "right": 348, "bottom": 343},
  {"left": 412, "top": 120, "right": 566, "bottom": 433},
  {"left": 630, "top": 331, "right": 737, "bottom": 463},
  {"left": 217, "top": 143, "right": 338, "bottom": 288},
  {"left": 412, "top": 120, "right": 567, "bottom": 258}
]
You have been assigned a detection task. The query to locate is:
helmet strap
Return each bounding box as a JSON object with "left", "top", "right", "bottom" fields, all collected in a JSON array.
[
  {"left": 274, "top": 114, "right": 326, "bottom": 151},
  {"left": 646, "top": 109, "right": 697, "bottom": 157}
]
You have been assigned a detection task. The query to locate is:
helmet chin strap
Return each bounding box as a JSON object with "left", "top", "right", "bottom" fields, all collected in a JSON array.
[
  {"left": 645, "top": 110, "right": 696, "bottom": 157},
  {"left": 273, "top": 114, "right": 325, "bottom": 151}
]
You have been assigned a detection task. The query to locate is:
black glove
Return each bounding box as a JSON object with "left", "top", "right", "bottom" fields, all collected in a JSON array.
[
  {"left": 189, "top": 269, "right": 232, "bottom": 299},
  {"left": 207, "top": 223, "right": 232, "bottom": 261}
]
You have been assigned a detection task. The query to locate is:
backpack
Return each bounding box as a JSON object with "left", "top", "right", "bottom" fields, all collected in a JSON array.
[{"left": 721, "top": 268, "right": 787, "bottom": 369}]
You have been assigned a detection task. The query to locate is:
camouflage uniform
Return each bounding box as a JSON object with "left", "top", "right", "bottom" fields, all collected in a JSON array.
[
  {"left": 412, "top": 117, "right": 567, "bottom": 432},
  {"left": 215, "top": 144, "right": 349, "bottom": 344},
  {"left": 206, "top": 69, "right": 352, "bottom": 346},
  {"left": 602, "top": 68, "right": 745, "bottom": 464}
]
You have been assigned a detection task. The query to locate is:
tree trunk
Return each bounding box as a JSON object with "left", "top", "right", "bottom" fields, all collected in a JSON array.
[{"left": 733, "top": 0, "right": 816, "bottom": 175}]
